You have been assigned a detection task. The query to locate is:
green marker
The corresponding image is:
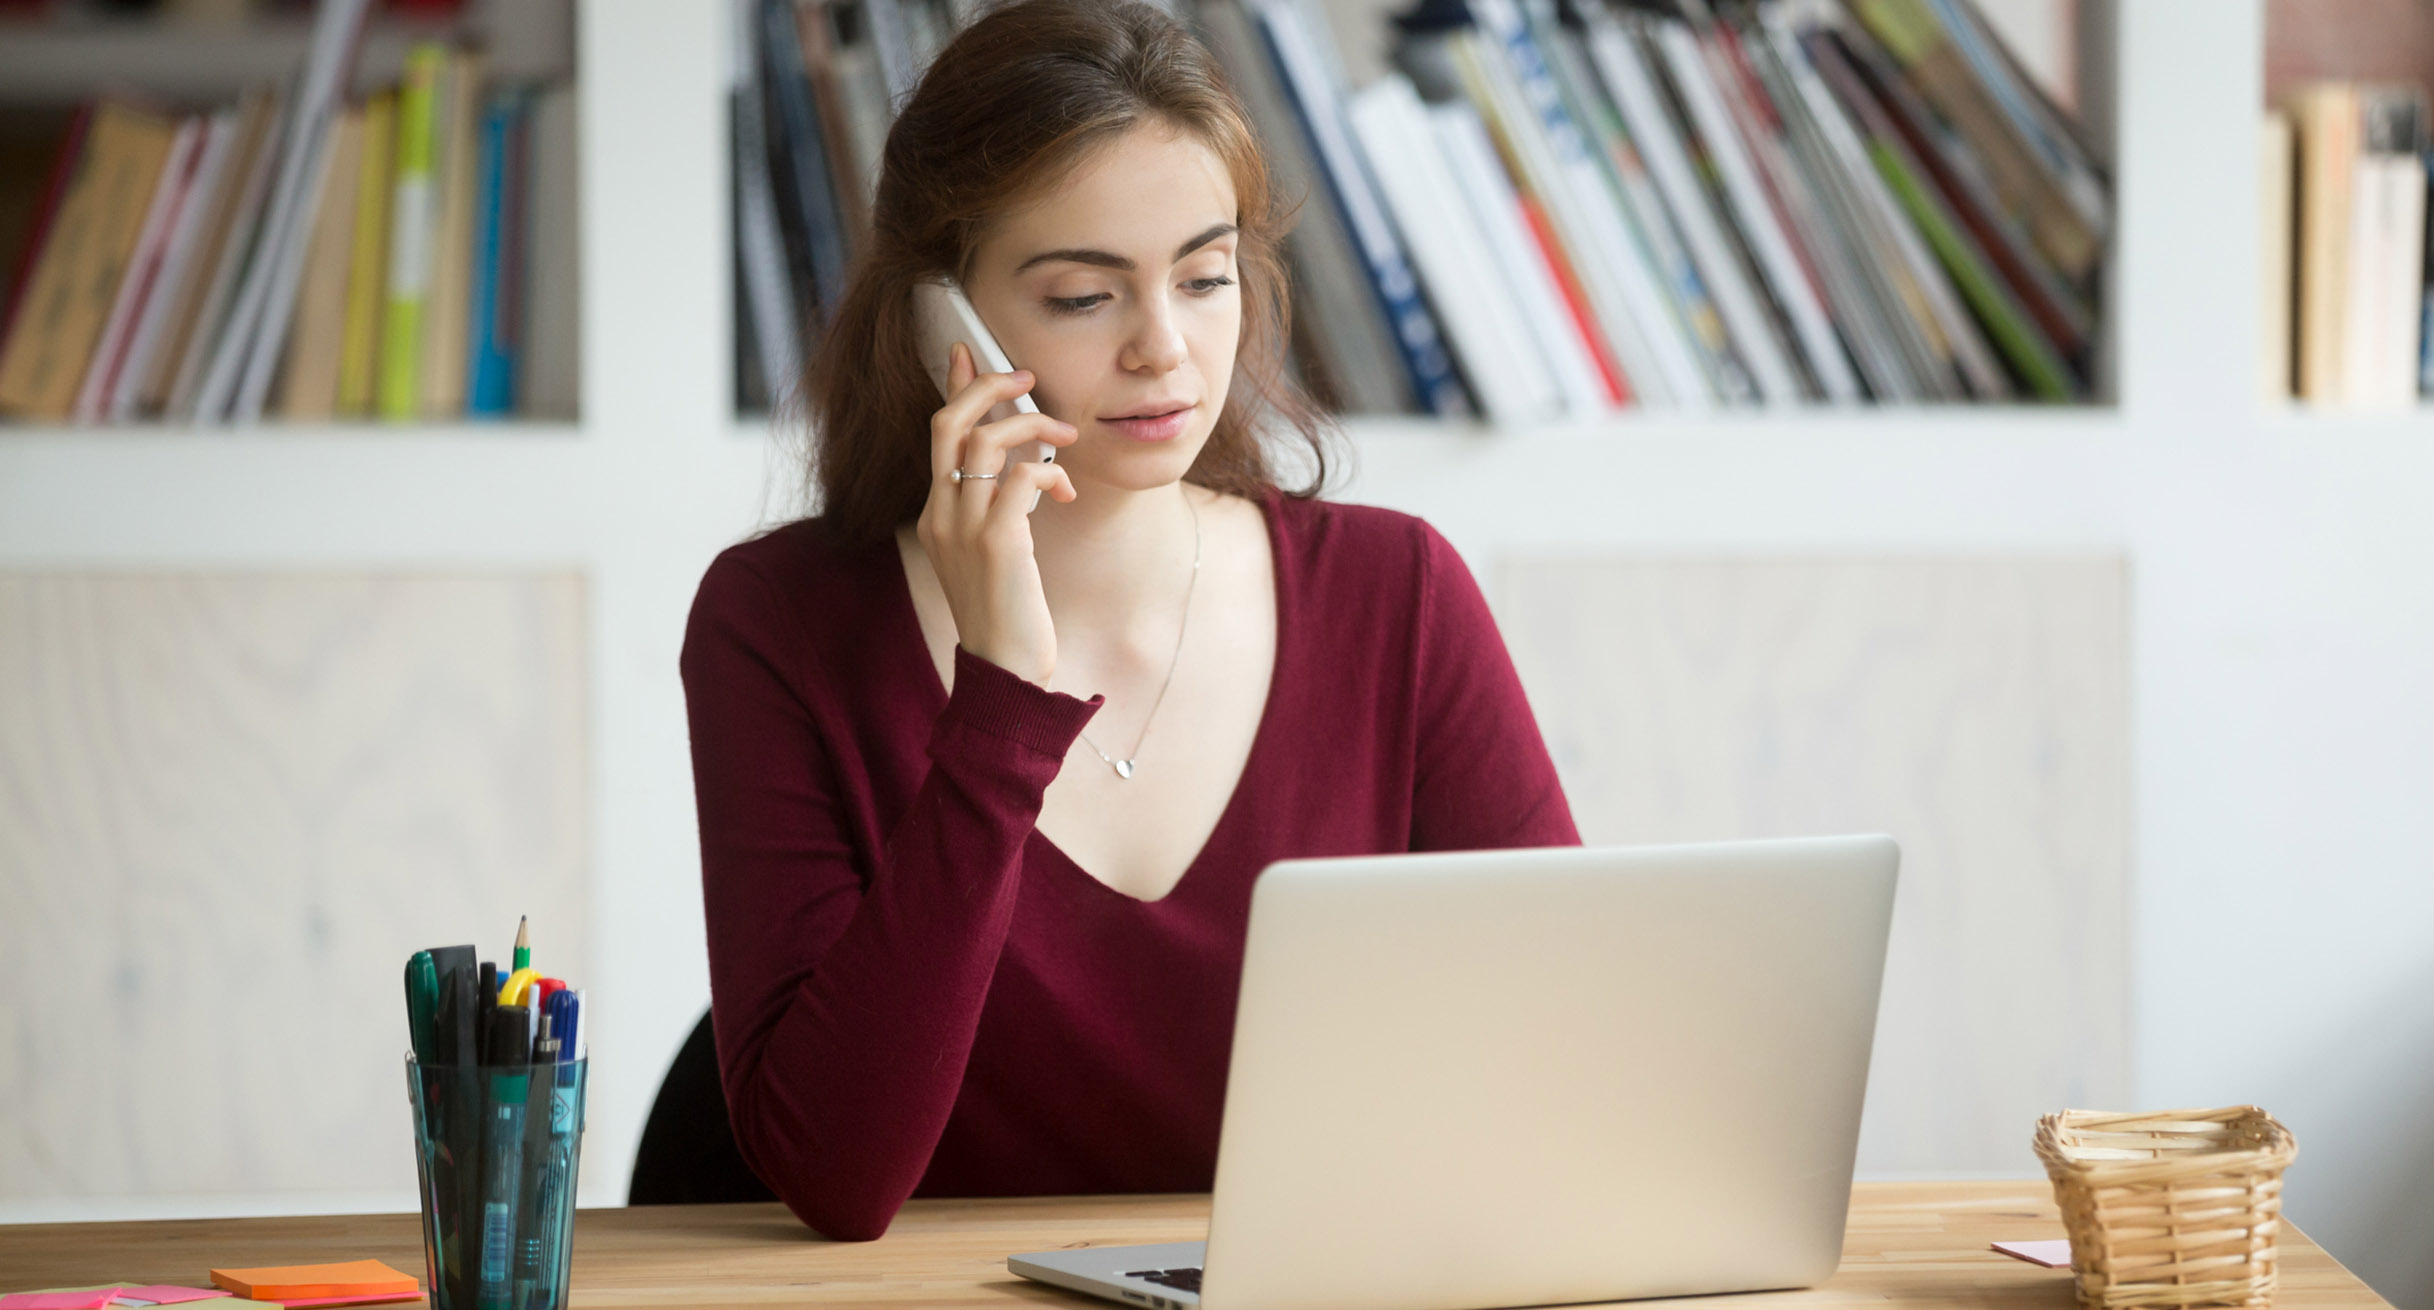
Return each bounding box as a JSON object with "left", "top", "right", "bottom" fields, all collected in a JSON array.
[{"left": 405, "top": 950, "right": 439, "bottom": 1061}]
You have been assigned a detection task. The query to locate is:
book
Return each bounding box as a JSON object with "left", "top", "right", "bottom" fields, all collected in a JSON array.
[
  {"left": 74, "top": 115, "right": 205, "bottom": 424},
  {"left": 1733, "top": 19, "right": 1926, "bottom": 402},
  {"left": 1583, "top": 11, "right": 1802, "bottom": 404},
  {"left": 1846, "top": 0, "right": 2103, "bottom": 284},
  {"left": 1466, "top": 0, "right": 1715, "bottom": 408},
  {"left": 277, "top": 105, "right": 368, "bottom": 420},
  {"left": 1521, "top": 0, "right": 1749, "bottom": 403},
  {"left": 0, "top": 104, "right": 92, "bottom": 355},
  {"left": 2260, "top": 109, "right": 2294, "bottom": 403},
  {"left": 465, "top": 88, "right": 527, "bottom": 418},
  {"left": 1196, "top": 0, "right": 1415, "bottom": 413},
  {"left": 157, "top": 87, "right": 281, "bottom": 419},
  {"left": 421, "top": 47, "right": 487, "bottom": 418},
  {"left": 1806, "top": 26, "right": 2075, "bottom": 399},
  {"left": 735, "top": 0, "right": 803, "bottom": 410},
  {"left": 1350, "top": 74, "right": 1564, "bottom": 426},
  {"left": 521, "top": 80, "right": 579, "bottom": 419},
  {"left": 1826, "top": 11, "right": 2092, "bottom": 365},
  {"left": 791, "top": 0, "right": 874, "bottom": 259},
  {"left": 1651, "top": 17, "right": 1859, "bottom": 403},
  {"left": 761, "top": 0, "right": 850, "bottom": 344},
  {"left": 1761, "top": 9, "right": 2007, "bottom": 400},
  {"left": 193, "top": 0, "right": 374, "bottom": 423},
  {"left": 337, "top": 88, "right": 396, "bottom": 418},
  {"left": 1257, "top": 0, "right": 1472, "bottom": 416},
  {"left": 0, "top": 100, "right": 181, "bottom": 420},
  {"left": 381, "top": 44, "right": 448, "bottom": 420},
  {"left": 1427, "top": 97, "right": 1614, "bottom": 417},
  {"left": 108, "top": 108, "right": 243, "bottom": 422}
]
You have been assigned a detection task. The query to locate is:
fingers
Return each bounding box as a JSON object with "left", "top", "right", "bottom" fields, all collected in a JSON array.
[
  {"left": 980, "top": 459, "right": 1079, "bottom": 537},
  {"left": 930, "top": 350, "right": 1045, "bottom": 482}
]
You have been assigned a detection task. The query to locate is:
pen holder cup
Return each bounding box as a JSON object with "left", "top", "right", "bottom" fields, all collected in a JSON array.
[
  {"left": 2034, "top": 1105, "right": 2297, "bottom": 1310},
  {"left": 407, "top": 1055, "right": 589, "bottom": 1310}
]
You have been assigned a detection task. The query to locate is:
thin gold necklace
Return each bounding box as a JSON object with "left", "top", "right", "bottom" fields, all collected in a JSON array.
[{"left": 1074, "top": 492, "right": 1201, "bottom": 780}]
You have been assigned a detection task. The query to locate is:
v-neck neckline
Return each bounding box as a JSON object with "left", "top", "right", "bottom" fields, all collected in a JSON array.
[{"left": 892, "top": 484, "right": 1291, "bottom": 907}]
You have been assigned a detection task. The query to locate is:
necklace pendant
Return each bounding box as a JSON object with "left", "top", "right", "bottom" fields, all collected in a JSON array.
[{"left": 1113, "top": 759, "right": 1136, "bottom": 780}]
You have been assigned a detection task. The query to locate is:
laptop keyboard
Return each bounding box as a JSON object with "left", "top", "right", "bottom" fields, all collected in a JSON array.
[{"left": 1124, "top": 1267, "right": 1203, "bottom": 1293}]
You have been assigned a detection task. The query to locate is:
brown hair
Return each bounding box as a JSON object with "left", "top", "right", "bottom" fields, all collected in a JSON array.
[{"left": 799, "top": 0, "right": 1338, "bottom": 545}]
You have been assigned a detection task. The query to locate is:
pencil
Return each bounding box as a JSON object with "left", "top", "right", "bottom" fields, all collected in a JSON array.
[{"left": 512, "top": 915, "right": 530, "bottom": 973}]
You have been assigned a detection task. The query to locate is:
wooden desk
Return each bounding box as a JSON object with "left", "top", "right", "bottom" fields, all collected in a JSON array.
[{"left": 0, "top": 1181, "right": 2389, "bottom": 1308}]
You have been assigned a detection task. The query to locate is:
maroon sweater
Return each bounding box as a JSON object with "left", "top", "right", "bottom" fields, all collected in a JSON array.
[{"left": 679, "top": 485, "right": 1579, "bottom": 1241}]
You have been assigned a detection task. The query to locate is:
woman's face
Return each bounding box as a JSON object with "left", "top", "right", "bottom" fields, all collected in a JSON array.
[{"left": 964, "top": 121, "right": 1242, "bottom": 496}]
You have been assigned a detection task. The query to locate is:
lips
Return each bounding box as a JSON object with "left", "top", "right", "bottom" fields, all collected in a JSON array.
[
  {"left": 1104, "top": 401, "right": 1193, "bottom": 421},
  {"left": 1102, "top": 402, "right": 1196, "bottom": 442}
]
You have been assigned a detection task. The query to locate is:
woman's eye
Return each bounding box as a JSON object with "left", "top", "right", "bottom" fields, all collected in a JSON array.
[
  {"left": 1045, "top": 293, "right": 1108, "bottom": 316},
  {"left": 1188, "top": 275, "right": 1236, "bottom": 294}
]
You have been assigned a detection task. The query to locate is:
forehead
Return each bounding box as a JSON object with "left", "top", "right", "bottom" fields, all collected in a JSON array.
[{"left": 981, "top": 122, "right": 1239, "bottom": 267}]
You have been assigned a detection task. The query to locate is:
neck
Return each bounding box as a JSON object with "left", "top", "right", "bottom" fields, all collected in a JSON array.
[{"left": 1029, "top": 478, "right": 1198, "bottom": 643}]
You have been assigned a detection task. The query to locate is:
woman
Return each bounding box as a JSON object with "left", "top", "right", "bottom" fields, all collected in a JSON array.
[{"left": 681, "top": 0, "right": 1577, "bottom": 1242}]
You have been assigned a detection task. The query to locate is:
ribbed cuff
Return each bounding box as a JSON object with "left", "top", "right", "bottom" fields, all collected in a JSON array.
[{"left": 932, "top": 644, "right": 1103, "bottom": 760}]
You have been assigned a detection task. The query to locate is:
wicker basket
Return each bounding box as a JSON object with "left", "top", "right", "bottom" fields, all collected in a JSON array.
[{"left": 2033, "top": 1106, "right": 2299, "bottom": 1309}]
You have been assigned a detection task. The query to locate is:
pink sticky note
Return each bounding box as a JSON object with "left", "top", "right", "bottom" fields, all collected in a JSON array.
[
  {"left": 114, "top": 1291, "right": 229, "bottom": 1306},
  {"left": 0, "top": 1293, "right": 122, "bottom": 1310},
  {"left": 1992, "top": 1238, "right": 2075, "bottom": 1268}
]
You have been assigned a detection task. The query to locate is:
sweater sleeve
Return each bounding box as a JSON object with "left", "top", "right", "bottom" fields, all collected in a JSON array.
[
  {"left": 1408, "top": 521, "right": 1581, "bottom": 851},
  {"left": 679, "top": 547, "right": 1100, "bottom": 1241}
]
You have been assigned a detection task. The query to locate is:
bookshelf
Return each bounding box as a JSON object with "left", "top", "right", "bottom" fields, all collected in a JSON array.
[{"left": 6, "top": 7, "right": 2434, "bottom": 1307}]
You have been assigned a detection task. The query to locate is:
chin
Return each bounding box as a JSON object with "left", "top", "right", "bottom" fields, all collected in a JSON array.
[{"left": 1071, "top": 425, "right": 1217, "bottom": 493}]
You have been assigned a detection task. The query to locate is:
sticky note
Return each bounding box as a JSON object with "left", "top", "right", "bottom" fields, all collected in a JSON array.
[
  {"left": 114, "top": 1290, "right": 229, "bottom": 1306},
  {"left": 205, "top": 1262, "right": 418, "bottom": 1301},
  {"left": 1991, "top": 1238, "right": 2075, "bottom": 1268},
  {"left": 0, "top": 1292, "right": 120, "bottom": 1309}
]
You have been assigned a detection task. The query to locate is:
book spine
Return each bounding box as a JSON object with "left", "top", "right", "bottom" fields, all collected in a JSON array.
[
  {"left": 1257, "top": 0, "right": 1471, "bottom": 417},
  {"left": 0, "top": 103, "right": 92, "bottom": 353},
  {"left": 382, "top": 44, "right": 447, "bottom": 421},
  {"left": 1654, "top": 19, "right": 1859, "bottom": 402},
  {"left": 466, "top": 92, "right": 517, "bottom": 418},
  {"left": 112, "top": 110, "right": 241, "bottom": 421},
  {"left": 1471, "top": 0, "right": 1707, "bottom": 408},
  {"left": 339, "top": 90, "right": 397, "bottom": 418},
  {"left": 1583, "top": 14, "right": 1803, "bottom": 404},
  {"left": 199, "top": 0, "right": 375, "bottom": 422},
  {"left": 76, "top": 116, "right": 205, "bottom": 424},
  {"left": 1350, "top": 76, "right": 1562, "bottom": 427}
]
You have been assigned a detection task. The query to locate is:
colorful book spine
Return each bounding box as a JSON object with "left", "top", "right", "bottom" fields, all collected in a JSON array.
[
  {"left": 339, "top": 90, "right": 397, "bottom": 418},
  {"left": 381, "top": 44, "right": 447, "bottom": 421},
  {"left": 466, "top": 90, "right": 523, "bottom": 418},
  {"left": 1256, "top": 0, "right": 1471, "bottom": 416}
]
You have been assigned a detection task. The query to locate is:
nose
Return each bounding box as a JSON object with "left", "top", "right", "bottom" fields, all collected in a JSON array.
[{"left": 1119, "top": 293, "right": 1188, "bottom": 375}]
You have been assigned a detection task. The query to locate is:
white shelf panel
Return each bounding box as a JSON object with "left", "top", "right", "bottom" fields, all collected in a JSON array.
[{"left": 0, "top": 426, "right": 772, "bottom": 567}]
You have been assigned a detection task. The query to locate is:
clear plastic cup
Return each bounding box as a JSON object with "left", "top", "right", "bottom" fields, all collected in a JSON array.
[{"left": 407, "top": 1055, "right": 587, "bottom": 1310}]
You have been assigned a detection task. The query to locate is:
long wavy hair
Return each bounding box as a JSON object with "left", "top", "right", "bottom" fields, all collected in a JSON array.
[{"left": 798, "top": 0, "right": 1338, "bottom": 545}]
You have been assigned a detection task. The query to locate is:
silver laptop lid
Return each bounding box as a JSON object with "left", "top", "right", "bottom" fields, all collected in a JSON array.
[{"left": 1198, "top": 835, "right": 1899, "bottom": 1310}]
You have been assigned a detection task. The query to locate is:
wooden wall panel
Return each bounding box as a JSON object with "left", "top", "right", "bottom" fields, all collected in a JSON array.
[
  {"left": 1495, "top": 557, "right": 2128, "bottom": 1175},
  {"left": 0, "top": 574, "right": 586, "bottom": 1201}
]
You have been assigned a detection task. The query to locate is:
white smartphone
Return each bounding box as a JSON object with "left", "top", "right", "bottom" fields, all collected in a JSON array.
[{"left": 912, "top": 277, "right": 1053, "bottom": 512}]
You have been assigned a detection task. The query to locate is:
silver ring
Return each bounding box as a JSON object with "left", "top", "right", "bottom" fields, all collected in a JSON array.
[{"left": 949, "top": 469, "right": 998, "bottom": 482}]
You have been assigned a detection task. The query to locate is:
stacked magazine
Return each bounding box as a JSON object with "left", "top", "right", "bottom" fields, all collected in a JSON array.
[{"left": 730, "top": 0, "right": 2109, "bottom": 420}]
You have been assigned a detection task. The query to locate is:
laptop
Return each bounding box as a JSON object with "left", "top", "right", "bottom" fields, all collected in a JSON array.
[{"left": 1009, "top": 834, "right": 1900, "bottom": 1310}]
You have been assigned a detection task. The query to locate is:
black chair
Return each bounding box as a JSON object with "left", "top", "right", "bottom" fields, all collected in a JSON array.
[{"left": 628, "top": 1009, "right": 777, "bottom": 1205}]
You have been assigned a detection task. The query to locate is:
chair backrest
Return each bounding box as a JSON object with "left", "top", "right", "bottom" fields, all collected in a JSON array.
[{"left": 628, "top": 1009, "right": 776, "bottom": 1205}]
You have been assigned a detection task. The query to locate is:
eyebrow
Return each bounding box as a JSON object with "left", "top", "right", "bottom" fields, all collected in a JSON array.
[{"left": 1013, "top": 222, "right": 1239, "bottom": 275}]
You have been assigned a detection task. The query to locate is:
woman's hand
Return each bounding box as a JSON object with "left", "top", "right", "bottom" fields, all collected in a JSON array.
[{"left": 917, "top": 341, "right": 1080, "bottom": 686}]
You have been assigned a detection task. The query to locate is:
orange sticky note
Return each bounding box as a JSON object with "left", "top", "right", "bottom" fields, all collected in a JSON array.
[{"left": 205, "top": 1262, "right": 418, "bottom": 1301}]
